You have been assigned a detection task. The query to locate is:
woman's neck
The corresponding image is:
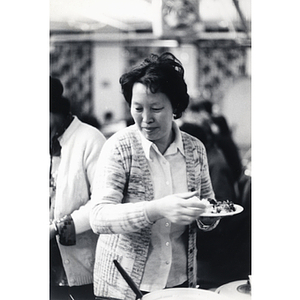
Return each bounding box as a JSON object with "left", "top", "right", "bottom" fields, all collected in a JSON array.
[{"left": 155, "top": 129, "right": 175, "bottom": 154}]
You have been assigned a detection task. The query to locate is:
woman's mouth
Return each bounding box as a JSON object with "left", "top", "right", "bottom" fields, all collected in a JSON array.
[{"left": 143, "top": 127, "right": 157, "bottom": 133}]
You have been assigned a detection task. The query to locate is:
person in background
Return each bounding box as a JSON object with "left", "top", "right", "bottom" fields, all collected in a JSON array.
[
  {"left": 90, "top": 52, "right": 221, "bottom": 300},
  {"left": 181, "top": 103, "right": 250, "bottom": 288},
  {"left": 180, "top": 120, "right": 236, "bottom": 202},
  {"left": 101, "top": 111, "right": 127, "bottom": 139},
  {"left": 191, "top": 100, "right": 243, "bottom": 182},
  {"left": 49, "top": 77, "right": 106, "bottom": 300},
  {"left": 196, "top": 176, "right": 251, "bottom": 289}
]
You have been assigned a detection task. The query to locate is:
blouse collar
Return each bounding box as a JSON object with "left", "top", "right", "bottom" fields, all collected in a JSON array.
[{"left": 139, "top": 121, "right": 185, "bottom": 161}]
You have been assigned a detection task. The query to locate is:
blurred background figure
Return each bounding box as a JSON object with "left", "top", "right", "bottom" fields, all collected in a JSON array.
[
  {"left": 100, "top": 111, "right": 127, "bottom": 138},
  {"left": 190, "top": 100, "right": 243, "bottom": 183},
  {"left": 180, "top": 118, "right": 236, "bottom": 202},
  {"left": 196, "top": 164, "right": 251, "bottom": 289},
  {"left": 49, "top": 77, "right": 106, "bottom": 300},
  {"left": 180, "top": 101, "right": 251, "bottom": 289}
]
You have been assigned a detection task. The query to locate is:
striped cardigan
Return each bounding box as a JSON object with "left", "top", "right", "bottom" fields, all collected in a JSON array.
[{"left": 90, "top": 124, "right": 215, "bottom": 300}]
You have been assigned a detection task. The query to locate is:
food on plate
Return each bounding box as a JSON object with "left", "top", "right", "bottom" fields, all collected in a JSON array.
[{"left": 200, "top": 198, "right": 236, "bottom": 214}]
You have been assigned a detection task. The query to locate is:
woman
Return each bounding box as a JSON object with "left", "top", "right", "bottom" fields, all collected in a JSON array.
[{"left": 90, "top": 53, "right": 220, "bottom": 300}]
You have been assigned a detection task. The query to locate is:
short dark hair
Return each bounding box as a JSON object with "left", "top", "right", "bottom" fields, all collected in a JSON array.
[
  {"left": 119, "top": 52, "right": 189, "bottom": 119},
  {"left": 50, "top": 76, "right": 70, "bottom": 116}
]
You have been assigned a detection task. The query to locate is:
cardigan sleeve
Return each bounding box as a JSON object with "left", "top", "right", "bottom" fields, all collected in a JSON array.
[{"left": 90, "top": 135, "right": 153, "bottom": 235}]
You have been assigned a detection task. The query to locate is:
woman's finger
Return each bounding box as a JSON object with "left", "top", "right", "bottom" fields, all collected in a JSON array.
[{"left": 175, "top": 191, "right": 198, "bottom": 199}]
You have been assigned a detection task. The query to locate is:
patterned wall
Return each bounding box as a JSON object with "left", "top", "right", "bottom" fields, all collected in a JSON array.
[
  {"left": 195, "top": 41, "right": 248, "bottom": 106},
  {"left": 123, "top": 42, "right": 248, "bottom": 108},
  {"left": 50, "top": 42, "right": 93, "bottom": 119},
  {"left": 122, "top": 46, "right": 168, "bottom": 71},
  {"left": 50, "top": 40, "right": 248, "bottom": 122}
]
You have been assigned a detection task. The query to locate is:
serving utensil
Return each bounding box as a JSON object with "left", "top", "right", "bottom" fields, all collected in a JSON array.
[{"left": 113, "top": 259, "right": 144, "bottom": 300}]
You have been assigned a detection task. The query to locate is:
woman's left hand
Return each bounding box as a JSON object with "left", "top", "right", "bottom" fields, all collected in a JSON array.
[
  {"left": 197, "top": 216, "right": 221, "bottom": 231},
  {"left": 199, "top": 216, "right": 221, "bottom": 225}
]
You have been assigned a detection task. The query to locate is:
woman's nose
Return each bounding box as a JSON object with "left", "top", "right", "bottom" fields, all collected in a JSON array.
[{"left": 142, "top": 110, "right": 153, "bottom": 123}]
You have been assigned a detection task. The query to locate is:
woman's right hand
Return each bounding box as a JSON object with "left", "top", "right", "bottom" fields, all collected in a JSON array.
[{"left": 146, "top": 191, "right": 206, "bottom": 225}]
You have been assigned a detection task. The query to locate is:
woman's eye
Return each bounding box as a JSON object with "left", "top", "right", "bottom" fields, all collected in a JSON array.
[
  {"left": 134, "top": 107, "right": 142, "bottom": 112},
  {"left": 152, "top": 107, "right": 163, "bottom": 112}
]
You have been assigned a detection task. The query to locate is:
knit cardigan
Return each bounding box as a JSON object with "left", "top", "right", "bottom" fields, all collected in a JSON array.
[
  {"left": 90, "top": 124, "right": 215, "bottom": 300},
  {"left": 53, "top": 116, "right": 106, "bottom": 286}
]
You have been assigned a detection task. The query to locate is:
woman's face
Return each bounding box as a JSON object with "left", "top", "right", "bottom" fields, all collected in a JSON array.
[{"left": 131, "top": 83, "right": 174, "bottom": 153}]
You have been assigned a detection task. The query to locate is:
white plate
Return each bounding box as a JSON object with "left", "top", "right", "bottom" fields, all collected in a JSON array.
[
  {"left": 216, "top": 280, "right": 251, "bottom": 299},
  {"left": 200, "top": 204, "right": 244, "bottom": 217},
  {"left": 142, "top": 288, "right": 230, "bottom": 300}
]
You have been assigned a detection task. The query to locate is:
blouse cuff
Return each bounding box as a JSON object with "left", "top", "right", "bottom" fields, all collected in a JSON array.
[
  {"left": 143, "top": 202, "right": 155, "bottom": 226},
  {"left": 56, "top": 215, "right": 76, "bottom": 246}
]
